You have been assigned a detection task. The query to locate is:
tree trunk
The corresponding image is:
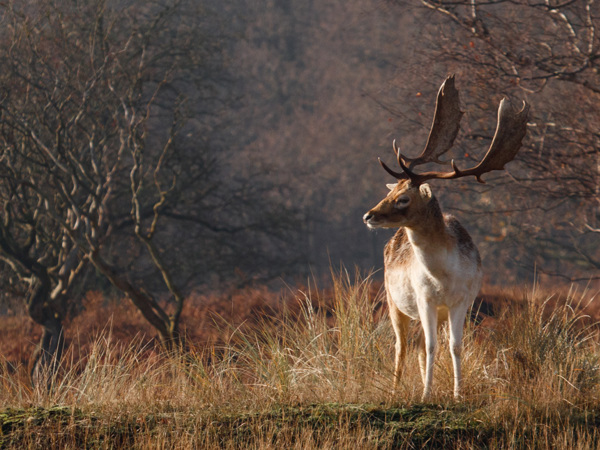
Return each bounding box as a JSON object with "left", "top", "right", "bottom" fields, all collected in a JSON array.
[
  {"left": 88, "top": 251, "right": 185, "bottom": 353},
  {"left": 30, "top": 317, "right": 65, "bottom": 390},
  {"left": 159, "top": 321, "right": 185, "bottom": 353},
  {"left": 27, "top": 276, "right": 65, "bottom": 390}
]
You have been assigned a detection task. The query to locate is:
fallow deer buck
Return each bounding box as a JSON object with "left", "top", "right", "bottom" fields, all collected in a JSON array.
[{"left": 363, "top": 76, "right": 529, "bottom": 401}]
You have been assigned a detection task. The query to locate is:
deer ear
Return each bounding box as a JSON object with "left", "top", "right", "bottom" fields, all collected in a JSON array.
[
  {"left": 419, "top": 183, "right": 433, "bottom": 201},
  {"left": 386, "top": 183, "right": 397, "bottom": 191}
]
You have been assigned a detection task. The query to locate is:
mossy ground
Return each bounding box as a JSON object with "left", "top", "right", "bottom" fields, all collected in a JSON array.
[{"left": 1, "top": 403, "right": 599, "bottom": 449}]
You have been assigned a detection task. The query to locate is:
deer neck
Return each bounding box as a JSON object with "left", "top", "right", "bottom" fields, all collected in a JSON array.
[{"left": 405, "top": 199, "right": 451, "bottom": 273}]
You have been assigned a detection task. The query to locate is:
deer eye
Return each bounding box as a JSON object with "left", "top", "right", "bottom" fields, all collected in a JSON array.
[{"left": 394, "top": 196, "right": 411, "bottom": 209}]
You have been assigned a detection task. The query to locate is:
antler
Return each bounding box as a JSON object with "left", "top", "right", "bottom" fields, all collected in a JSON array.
[
  {"left": 379, "top": 77, "right": 529, "bottom": 185},
  {"left": 380, "top": 75, "right": 463, "bottom": 178},
  {"left": 408, "top": 74, "right": 463, "bottom": 168}
]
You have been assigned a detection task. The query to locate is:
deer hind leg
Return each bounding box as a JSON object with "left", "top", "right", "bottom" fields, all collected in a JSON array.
[
  {"left": 448, "top": 303, "right": 470, "bottom": 400},
  {"left": 388, "top": 297, "right": 410, "bottom": 394}
]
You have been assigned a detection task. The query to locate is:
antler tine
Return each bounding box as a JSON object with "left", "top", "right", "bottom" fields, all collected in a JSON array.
[
  {"left": 409, "top": 98, "right": 529, "bottom": 185},
  {"left": 392, "top": 139, "right": 400, "bottom": 157},
  {"left": 376, "top": 139, "right": 410, "bottom": 181},
  {"left": 378, "top": 157, "right": 406, "bottom": 180},
  {"left": 393, "top": 139, "right": 408, "bottom": 173},
  {"left": 406, "top": 75, "right": 463, "bottom": 169}
]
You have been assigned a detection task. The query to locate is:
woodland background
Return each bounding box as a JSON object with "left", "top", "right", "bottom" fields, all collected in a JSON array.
[{"left": 0, "top": 0, "right": 599, "bottom": 385}]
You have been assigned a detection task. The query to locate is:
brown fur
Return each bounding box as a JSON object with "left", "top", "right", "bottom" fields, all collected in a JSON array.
[
  {"left": 446, "top": 215, "right": 481, "bottom": 265},
  {"left": 384, "top": 228, "right": 412, "bottom": 266}
]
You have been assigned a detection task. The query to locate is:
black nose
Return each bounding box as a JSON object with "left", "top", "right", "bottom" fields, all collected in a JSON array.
[{"left": 363, "top": 213, "right": 373, "bottom": 223}]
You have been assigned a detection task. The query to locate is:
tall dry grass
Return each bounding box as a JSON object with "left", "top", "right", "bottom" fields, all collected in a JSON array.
[{"left": 1, "top": 272, "right": 599, "bottom": 448}]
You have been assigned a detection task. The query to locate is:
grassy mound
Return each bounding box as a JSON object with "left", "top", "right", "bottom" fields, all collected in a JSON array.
[{"left": 2, "top": 403, "right": 600, "bottom": 448}]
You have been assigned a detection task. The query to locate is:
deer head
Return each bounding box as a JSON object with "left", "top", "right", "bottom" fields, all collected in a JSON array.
[
  {"left": 363, "top": 75, "right": 529, "bottom": 229},
  {"left": 363, "top": 180, "right": 439, "bottom": 229}
]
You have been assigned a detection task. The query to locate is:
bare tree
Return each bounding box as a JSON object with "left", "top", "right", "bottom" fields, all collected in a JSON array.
[
  {"left": 0, "top": 144, "right": 84, "bottom": 387},
  {"left": 0, "top": 0, "right": 304, "bottom": 384}
]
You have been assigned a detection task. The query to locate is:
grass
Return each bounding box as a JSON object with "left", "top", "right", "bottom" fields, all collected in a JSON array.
[
  {"left": 1, "top": 272, "right": 599, "bottom": 448},
  {"left": 2, "top": 401, "right": 600, "bottom": 448}
]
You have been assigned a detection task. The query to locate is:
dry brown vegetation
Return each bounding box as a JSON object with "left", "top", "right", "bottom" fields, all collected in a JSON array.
[{"left": 1, "top": 274, "right": 600, "bottom": 448}]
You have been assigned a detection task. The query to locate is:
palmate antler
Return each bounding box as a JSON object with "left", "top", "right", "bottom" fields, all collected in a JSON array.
[{"left": 380, "top": 75, "right": 530, "bottom": 185}]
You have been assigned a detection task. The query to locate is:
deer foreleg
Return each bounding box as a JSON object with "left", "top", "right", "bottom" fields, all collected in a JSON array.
[
  {"left": 417, "top": 310, "right": 447, "bottom": 388},
  {"left": 419, "top": 306, "right": 438, "bottom": 402},
  {"left": 448, "top": 303, "right": 469, "bottom": 400}
]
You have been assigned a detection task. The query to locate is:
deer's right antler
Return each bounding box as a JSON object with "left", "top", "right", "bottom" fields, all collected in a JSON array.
[
  {"left": 407, "top": 74, "right": 463, "bottom": 168},
  {"left": 379, "top": 76, "right": 529, "bottom": 185},
  {"left": 380, "top": 75, "right": 463, "bottom": 179}
]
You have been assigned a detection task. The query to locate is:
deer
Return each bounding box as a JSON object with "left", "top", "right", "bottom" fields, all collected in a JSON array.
[{"left": 363, "top": 76, "right": 529, "bottom": 401}]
